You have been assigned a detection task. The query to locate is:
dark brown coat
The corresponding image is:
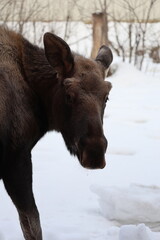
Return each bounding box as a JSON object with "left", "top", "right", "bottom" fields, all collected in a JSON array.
[{"left": 0, "top": 26, "right": 112, "bottom": 240}]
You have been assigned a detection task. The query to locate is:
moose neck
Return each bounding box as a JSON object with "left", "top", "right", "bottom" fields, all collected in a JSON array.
[{"left": 21, "top": 38, "right": 65, "bottom": 132}]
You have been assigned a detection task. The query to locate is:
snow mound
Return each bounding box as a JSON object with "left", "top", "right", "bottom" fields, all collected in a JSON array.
[{"left": 91, "top": 184, "right": 160, "bottom": 229}]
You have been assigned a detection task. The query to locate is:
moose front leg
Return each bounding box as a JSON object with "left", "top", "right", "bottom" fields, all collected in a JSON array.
[
  {"left": 2, "top": 150, "right": 42, "bottom": 240},
  {"left": 18, "top": 205, "right": 42, "bottom": 240}
]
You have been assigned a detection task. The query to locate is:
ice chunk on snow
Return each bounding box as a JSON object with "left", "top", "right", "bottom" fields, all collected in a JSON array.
[
  {"left": 119, "top": 224, "right": 160, "bottom": 240},
  {"left": 91, "top": 184, "right": 160, "bottom": 226},
  {"left": 119, "top": 224, "right": 151, "bottom": 240},
  {"left": 104, "top": 224, "right": 160, "bottom": 240},
  {"left": 0, "top": 232, "right": 5, "bottom": 240}
]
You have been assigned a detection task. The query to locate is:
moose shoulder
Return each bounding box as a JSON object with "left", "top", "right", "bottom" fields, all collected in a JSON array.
[{"left": 0, "top": 26, "right": 113, "bottom": 240}]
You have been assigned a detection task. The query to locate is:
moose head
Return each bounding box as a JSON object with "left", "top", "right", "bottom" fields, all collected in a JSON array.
[{"left": 44, "top": 33, "right": 113, "bottom": 170}]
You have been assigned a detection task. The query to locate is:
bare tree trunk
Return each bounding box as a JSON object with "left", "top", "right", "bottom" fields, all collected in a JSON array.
[
  {"left": 114, "top": 21, "right": 125, "bottom": 62},
  {"left": 128, "top": 23, "right": 133, "bottom": 63},
  {"left": 134, "top": 28, "right": 141, "bottom": 66},
  {"left": 91, "top": 12, "right": 108, "bottom": 59}
]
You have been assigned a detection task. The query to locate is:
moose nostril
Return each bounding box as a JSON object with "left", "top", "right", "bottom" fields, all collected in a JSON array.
[
  {"left": 104, "top": 137, "right": 108, "bottom": 151},
  {"left": 100, "top": 161, "right": 106, "bottom": 169}
]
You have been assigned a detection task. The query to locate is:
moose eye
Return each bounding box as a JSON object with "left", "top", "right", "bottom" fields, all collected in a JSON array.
[
  {"left": 66, "top": 93, "right": 74, "bottom": 105},
  {"left": 80, "top": 73, "right": 85, "bottom": 78}
]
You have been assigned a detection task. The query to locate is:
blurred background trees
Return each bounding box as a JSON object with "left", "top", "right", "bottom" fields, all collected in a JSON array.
[{"left": 0, "top": 0, "right": 160, "bottom": 71}]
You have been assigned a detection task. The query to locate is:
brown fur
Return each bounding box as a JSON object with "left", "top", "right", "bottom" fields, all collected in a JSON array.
[{"left": 0, "top": 26, "right": 113, "bottom": 239}]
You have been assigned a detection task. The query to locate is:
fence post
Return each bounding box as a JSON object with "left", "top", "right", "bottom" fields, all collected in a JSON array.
[{"left": 91, "top": 12, "right": 108, "bottom": 59}]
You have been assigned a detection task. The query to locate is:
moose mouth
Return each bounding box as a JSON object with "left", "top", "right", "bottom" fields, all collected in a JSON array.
[
  {"left": 74, "top": 141, "right": 106, "bottom": 170},
  {"left": 64, "top": 135, "right": 107, "bottom": 170}
]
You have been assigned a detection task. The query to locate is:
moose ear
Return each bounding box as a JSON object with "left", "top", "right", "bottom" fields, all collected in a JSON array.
[
  {"left": 95, "top": 45, "right": 113, "bottom": 71},
  {"left": 44, "top": 32, "right": 74, "bottom": 77}
]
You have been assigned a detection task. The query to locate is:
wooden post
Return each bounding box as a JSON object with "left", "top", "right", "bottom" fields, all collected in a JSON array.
[{"left": 91, "top": 12, "right": 108, "bottom": 59}]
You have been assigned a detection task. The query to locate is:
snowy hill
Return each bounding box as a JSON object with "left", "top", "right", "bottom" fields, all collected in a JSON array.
[{"left": 0, "top": 59, "right": 160, "bottom": 240}]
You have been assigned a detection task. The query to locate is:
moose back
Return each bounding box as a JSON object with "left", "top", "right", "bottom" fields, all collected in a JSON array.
[{"left": 0, "top": 26, "right": 113, "bottom": 240}]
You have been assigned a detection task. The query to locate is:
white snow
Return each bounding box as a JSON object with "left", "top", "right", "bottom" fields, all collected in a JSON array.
[
  {"left": 92, "top": 184, "right": 160, "bottom": 226},
  {"left": 0, "top": 23, "right": 160, "bottom": 240}
]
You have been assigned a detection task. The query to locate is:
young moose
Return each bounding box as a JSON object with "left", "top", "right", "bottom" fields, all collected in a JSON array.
[{"left": 0, "top": 26, "right": 113, "bottom": 240}]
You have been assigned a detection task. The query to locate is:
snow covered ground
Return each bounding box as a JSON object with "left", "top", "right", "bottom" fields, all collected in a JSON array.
[{"left": 0, "top": 24, "right": 160, "bottom": 240}]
